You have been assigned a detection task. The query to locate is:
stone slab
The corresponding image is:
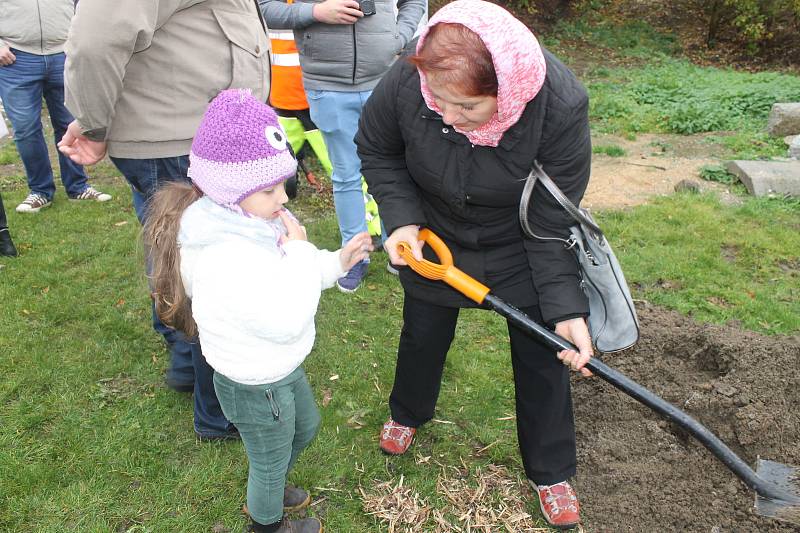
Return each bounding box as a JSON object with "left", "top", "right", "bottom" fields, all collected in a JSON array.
[
  {"left": 790, "top": 136, "right": 800, "bottom": 159},
  {"left": 725, "top": 160, "right": 800, "bottom": 196},
  {"left": 767, "top": 103, "right": 800, "bottom": 137}
]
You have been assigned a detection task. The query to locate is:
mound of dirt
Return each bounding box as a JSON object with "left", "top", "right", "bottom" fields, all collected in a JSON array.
[{"left": 573, "top": 304, "right": 800, "bottom": 531}]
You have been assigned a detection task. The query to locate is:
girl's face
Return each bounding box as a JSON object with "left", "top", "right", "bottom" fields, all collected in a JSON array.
[
  {"left": 239, "top": 180, "right": 289, "bottom": 220},
  {"left": 426, "top": 73, "right": 498, "bottom": 131}
]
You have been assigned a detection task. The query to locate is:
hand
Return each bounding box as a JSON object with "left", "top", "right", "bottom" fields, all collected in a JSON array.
[
  {"left": 278, "top": 210, "right": 308, "bottom": 244},
  {"left": 57, "top": 120, "right": 107, "bottom": 165},
  {"left": 312, "top": 0, "right": 364, "bottom": 24},
  {"left": 339, "top": 231, "right": 373, "bottom": 271},
  {"left": 555, "top": 317, "right": 594, "bottom": 377},
  {"left": 385, "top": 225, "right": 422, "bottom": 267},
  {"left": 0, "top": 46, "right": 16, "bottom": 66}
]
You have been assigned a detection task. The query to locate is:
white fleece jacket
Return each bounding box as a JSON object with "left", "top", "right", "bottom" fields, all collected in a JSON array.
[{"left": 179, "top": 197, "right": 345, "bottom": 385}]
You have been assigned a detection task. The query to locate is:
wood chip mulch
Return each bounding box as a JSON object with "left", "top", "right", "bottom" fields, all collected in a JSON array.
[{"left": 359, "top": 464, "right": 553, "bottom": 532}]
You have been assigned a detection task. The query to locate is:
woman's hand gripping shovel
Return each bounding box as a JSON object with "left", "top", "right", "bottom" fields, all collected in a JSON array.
[{"left": 397, "top": 228, "right": 800, "bottom": 525}]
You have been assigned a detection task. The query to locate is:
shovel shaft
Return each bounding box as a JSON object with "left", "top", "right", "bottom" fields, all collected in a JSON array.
[{"left": 484, "top": 294, "right": 800, "bottom": 505}]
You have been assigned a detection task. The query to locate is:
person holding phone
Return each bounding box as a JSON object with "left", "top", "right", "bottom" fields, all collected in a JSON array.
[{"left": 259, "top": 0, "right": 425, "bottom": 293}]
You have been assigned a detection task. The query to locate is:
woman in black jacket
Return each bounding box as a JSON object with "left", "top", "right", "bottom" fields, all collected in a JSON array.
[{"left": 356, "top": 0, "right": 592, "bottom": 528}]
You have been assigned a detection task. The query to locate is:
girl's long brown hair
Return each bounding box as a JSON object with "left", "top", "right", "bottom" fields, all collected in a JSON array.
[{"left": 142, "top": 181, "right": 202, "bottom": 338}]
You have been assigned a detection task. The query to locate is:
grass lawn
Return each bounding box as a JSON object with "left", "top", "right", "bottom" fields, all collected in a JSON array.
[{"left": 2, "top": 16, "right": 800, "bottom": 533}]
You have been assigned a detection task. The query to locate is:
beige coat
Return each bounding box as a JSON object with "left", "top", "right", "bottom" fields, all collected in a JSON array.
[
  {"left": 0, "top": 0, "right": 75, "bottom": 55},
  {"left": 64, "top": 0, "right": 271, "bottom": 158}
]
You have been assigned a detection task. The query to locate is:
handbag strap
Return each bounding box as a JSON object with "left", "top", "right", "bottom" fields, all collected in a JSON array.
[{"left": 519, "top": 161, "right": 604, "bottom": 243}]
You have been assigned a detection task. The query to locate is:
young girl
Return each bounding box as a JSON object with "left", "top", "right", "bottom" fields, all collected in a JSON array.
[{"left": 144, "top": 89, "right": 372, "bottom": 533}]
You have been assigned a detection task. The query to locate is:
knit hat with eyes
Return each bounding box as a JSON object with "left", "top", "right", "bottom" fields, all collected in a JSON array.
[{"left": 188, "top": 89, "right": 297, "bottom": 210}]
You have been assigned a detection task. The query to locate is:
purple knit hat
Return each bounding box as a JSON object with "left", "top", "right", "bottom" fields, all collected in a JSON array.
[{"left": 188, "top": 89, "right": 297, "bottom": 209}]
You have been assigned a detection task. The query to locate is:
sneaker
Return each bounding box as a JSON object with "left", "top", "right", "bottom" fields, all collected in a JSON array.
[
  {"left": 532, "top": 480, "right": 580, "bottom": 529},
  {"left": 15, "top": 193, "right": 52, "bottom": 213},
  {"left": 70, "top": 186, "right": 112, "bottom": 202},
  {"left": 379, "top": 417, "right": 416, "bottom": 455},
  {"left": 336, "top": 260, "right": 368, "bottom": 293},
  {"left": 386, "top": 262, "right": 399, "bottom": 276}
]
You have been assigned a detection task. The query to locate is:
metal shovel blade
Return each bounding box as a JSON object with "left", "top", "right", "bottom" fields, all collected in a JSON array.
[{"left": 755, "top": 458, "right": 800, "bottom": 525}]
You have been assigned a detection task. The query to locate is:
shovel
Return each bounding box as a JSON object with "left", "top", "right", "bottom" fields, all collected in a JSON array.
[{"left": 397, "top": 228, "right": 800, "bottom": 525}]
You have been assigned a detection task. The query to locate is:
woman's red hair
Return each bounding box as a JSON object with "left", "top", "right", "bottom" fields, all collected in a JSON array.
[{"left": 409, "top": 23, "right": 498, "bottom": 97}]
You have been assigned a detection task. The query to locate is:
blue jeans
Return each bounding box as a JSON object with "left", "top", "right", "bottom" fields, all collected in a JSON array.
[
  {"left": 307, "top": 90, "right": 371, "bottom": 248},
  {"left": 111, "top": 155, "right": 232, "bottom": 436},
  {"left": 0, "top": 50, "right": 89, "bottom": 200}
]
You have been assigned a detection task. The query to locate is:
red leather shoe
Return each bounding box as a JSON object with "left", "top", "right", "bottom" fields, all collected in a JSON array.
[
  {"left": 379, "top": 418, "right": 416, "bottom": 455},
  {"left": 534, "top": 480, "right": 580, "bottom": 529}
]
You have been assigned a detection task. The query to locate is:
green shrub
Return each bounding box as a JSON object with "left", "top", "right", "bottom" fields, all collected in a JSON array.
[
  {"left": 699, "top": 164, "right": 738, "bottom": 185},
  {"left": 593, "top": 144, "right": 627, "bottom": 156},
  {"left": 588, "top": 58, "right": 800, "bottom": 140}
]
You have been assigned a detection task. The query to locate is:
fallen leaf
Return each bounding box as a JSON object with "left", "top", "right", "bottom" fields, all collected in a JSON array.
[{"left": 322, "top": 388, "right": 333, "bottom": 407}]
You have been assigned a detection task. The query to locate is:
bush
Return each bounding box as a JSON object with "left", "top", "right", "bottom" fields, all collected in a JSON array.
[
  {"left": 683, "top": 0, "right": 800, "bottom": 53},
  {"left": 699, "top": 164, "right": 738, "bottom": 185}
]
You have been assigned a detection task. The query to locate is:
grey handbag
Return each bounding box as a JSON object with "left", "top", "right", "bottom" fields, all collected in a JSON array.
[{"left": 519, "top": 161, "right": 640, "bottom": 353}]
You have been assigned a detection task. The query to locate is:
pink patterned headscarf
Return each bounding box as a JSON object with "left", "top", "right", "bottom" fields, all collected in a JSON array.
[{"left": 416, "top": 0, "right": 546, "bottom": 147}]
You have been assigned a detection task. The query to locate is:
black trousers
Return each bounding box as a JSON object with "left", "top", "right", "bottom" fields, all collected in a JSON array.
[
  {"left": 0, "top": 193, "right": 7, "bottom": 230},
  {"left": 389, "top": 292, "right": 577, "bottom": 485}
]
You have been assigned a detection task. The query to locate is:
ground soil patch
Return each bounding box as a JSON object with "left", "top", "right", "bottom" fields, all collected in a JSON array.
[
  {"left": 584, "top": 132, "right": 738, "bottom": 210},
  {"left": 573, "top": 304, "right": 800, "bottom": 531}
]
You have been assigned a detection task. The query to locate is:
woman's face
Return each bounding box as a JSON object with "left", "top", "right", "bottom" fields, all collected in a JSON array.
[
  {"left": 426, "top": 73, "right": 498, "bottom": 131},
  {"left": 239, "top": 181, "right": 289, "bottom": 219}
]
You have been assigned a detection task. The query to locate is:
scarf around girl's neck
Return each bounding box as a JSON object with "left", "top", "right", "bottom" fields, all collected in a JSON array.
[{"left": 416, "top": 0, "right": 547, "bottom": 148}]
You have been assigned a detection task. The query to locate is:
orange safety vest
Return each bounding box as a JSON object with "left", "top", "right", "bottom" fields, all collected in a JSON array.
[{"left": 268, "top": 1, "right": 308, "bottom": 111}]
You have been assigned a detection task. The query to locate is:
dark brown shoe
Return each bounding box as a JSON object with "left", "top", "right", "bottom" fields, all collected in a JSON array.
[
  {"left": 277, "top": 518, "right": 322, "bottom": 533},
  {"left": 283, "top": 485, "right": 311, "bottom": 512},
  {"left": 247, "top": 517, "right": 322, "bottom": 533}
]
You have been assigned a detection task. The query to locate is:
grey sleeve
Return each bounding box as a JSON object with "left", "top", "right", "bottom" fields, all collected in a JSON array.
[
  {"left": 395, "top": 0, "right": 425, "bottom": 47},
  {"left": 258, "top": 0, "right": 316, "bottom": 29}
]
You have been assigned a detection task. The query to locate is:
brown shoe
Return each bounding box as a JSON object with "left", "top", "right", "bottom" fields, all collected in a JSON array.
[
  {"left": 278, "top": 517, "right": 322, "bottom": 533},
  {"left": 246, "top": 517, "right": 322, "bottom": 533},
  {"left": 283, "top": 485, "right": 311, "bottom": 512}
]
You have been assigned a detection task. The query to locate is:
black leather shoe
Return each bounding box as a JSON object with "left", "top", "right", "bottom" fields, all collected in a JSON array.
[{"left": 0, "top": 229, "right": 18, "bottom": 257}]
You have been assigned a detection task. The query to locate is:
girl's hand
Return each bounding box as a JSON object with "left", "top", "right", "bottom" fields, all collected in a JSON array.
[
  {"left": 385, "top": 225, "right": 422, "bottom": 267},
  {"left": 278, "top": 210, "right": 307, "bottom": 244},
  {"left": 340, "top": 232, "right": 373, "bottom": 271},
  {"left": 554, "top": 317, "right": 594, "bottom": 377}
]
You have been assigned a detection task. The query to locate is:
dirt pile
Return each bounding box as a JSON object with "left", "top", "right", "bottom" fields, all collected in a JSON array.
[{"left": 574, "top": 304, "right": 800, "bottom": 531}]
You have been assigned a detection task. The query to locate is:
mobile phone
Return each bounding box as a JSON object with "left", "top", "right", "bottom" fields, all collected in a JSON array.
[{"left": 358, "top": 0, "right": 376, "bottom": 16}]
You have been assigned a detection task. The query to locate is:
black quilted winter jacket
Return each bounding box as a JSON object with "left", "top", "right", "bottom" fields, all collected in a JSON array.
[{"left": 356, "top": 49, "right": 592, "bottom": 326}]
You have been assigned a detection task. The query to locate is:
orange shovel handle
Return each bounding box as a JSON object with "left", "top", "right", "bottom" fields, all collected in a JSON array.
[{"left": 397, "top": 228, "right": 490, "bottom": 304}]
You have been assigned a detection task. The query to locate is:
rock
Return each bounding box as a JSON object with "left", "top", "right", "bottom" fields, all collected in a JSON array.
[
  {"left": 725, "top": 160, "right": 800, "bottom": 196},
  {"left": 674, "top": 179, "right": 700, "bottom": 193},
  {"left": 790, "top": 136, "right": 800, "bottom": 159},
  {"left": 767, "top": 103, "right": 800, "bottom": 136}
]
